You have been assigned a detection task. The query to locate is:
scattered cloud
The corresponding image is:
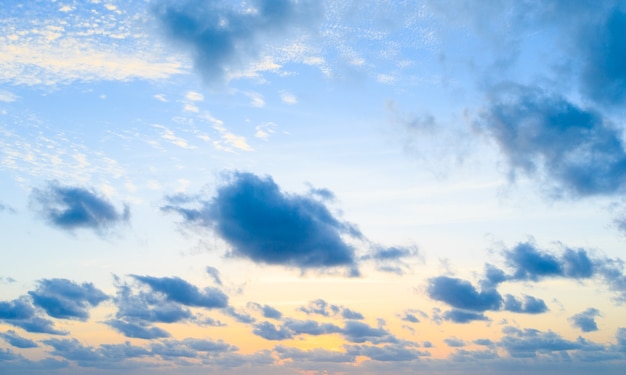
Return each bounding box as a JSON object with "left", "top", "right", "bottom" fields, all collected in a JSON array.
[
  {"left": 0, "top": 330, "right": 38, "bottom": 349},
  {"left": 152, "top": 0, "right": 322, "bottom": 85},
  {"left": 30, "top": 182, "right": 130, "bottom": 234},
  {"left": 131, "top": 275, "right": 228, "bottom": 309},
  {"left": 478, "top": 85, "right": 626, "bottom": 197},
  {"left": 569, "top": 308, "right": 601, "bottom": 332},
  {"left": 162, "top": 171, "right": 361, "bottom": 273},
  {"left": 28, "top": 278, "right": 109, "bottom": 320}
]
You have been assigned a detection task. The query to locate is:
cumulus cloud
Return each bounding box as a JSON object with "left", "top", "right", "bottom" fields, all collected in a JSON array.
[
  {"left": 478, "top": 85, "right": 626, "bottom": 197},
  {"left": 0, "top": 296, "right": 66, "bottom": 335},
  {"left": 28, "top": 278, "right": 108, "bottom": 321},
  {"left": 248, "top": 302, "right": 282, "bottom": 320},
  {"left": 162, "top": 171, "right": 361, "bottom": 273},
  {"left": 345, "top": 343, "right": 426, "bottom": 362},
  {"left": 569, "top": 308, "right": 601, "bottom": 332},
  {"left": 499, "top": 326, "right": 582, "bottom": 358},
  {"left": 131, "top": 275, "right": 228, "bottom": 309},
  {"left": 30, "top": 183, "right": 129, "bottom": 233},
  {"left": 441, "top": 309, "right": 489, "bottom": 324},
  {"left": 106, "top": 320, "right": 171, "bottom": 340},
  {"left": 299, "top": 299, "right": 364, "bottom": 320},
  {"left": 503, "top": 295, "right": 548, "bottom": 314},
  {"left": 152, "top": 0, "right": 322, "bottom": 85},
  {"left": 427, "top": 276, "right": 502, "bottom": 312},
  {"left": 0, "top": 330, "right": 38, "bottom": 349}
]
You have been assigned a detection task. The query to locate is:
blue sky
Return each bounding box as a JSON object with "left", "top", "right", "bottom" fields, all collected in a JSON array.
[{"left": 1, "top": 0, "right": 626, "bottom": 374}]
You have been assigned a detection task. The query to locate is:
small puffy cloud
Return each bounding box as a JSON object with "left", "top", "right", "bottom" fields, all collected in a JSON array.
[
  {"left": 224, "top": 306, "right": 256, "bottom": 324},
  {"left": 427, "top": 276, "right": 502, "bottom": 312},
  {"left": 503, "top": 295, "right": 548, "bottom": 314},
  {"left": 252, "top": 321, "right": 293, "bottom": 341},
  {"left": 153, "top": 0, "right": 322, "bottom": 85},
  {"left": 185, "top": 91, "right": 204, "bottom": 102},
  {"left": 0, "top": 90, "right": 18, "bottom": 102},
  {"left": 275, "top": 346, "right": 355, "bottom": 363},
  {"left": 0, "top": 330, "right": 38, "bottom": 349},
  {"left": 106, "top": 319, "right": 171, "bottom": 340},
  {"left": 28, "top": 278, "right": 108, "bottom": 320},
  {"left": 248, "top": 302, "right": 282, "bottom": 320},
  {"left": 441, "top": 309, "right": 489, "bottom": 324},
  {"left": 162, "top": 172, "right": 361, "bottom": 273},
  {"left": 299, "top": 299, "right": 363, "bottom": 320},
  {"left": 279, "top": 90, "right": 297, "bottom": 104},
  {"left": 504, "top": 242, "right": 594, "bottom": 281},
  {"left": 205, "top": 266, "right": 223, "bottom": 286},
  {"left": 131, "top": 275, "right": 228, "bottom": 309},
  {"left": 0, "top": 296, "right": 67, "bottom": 335},
  {"left": 500, "top": 327, "right": 582, "bottom": 358},
  {"left": 444, "top": 337, "right": 466, "bottom": 347},
  {"left": 341, "top": 321, "right": 395, "bottom": 344},
  {"left": 30, "top": 182, "right": 129, "bottom": 233},
  {"left": 43, "top": 338, "right": 151, "bottom": 365},
  {"left": 479, "top": 85, "right": 626, "bottom": 197},
  {"left": 254, "top": 122, "right": 278, "bottom": 140},
  {"left": 569, "top": 308, "right": 601, "bottom": 332}
]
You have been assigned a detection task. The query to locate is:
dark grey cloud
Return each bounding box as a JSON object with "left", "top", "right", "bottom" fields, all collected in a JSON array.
[
  {"left": 114, "top": 281, "right": 193, "bottom": 324},
  {"left": 400, "top": 311, "right": 420, "bottom": 323},
  {"left": 153, "top": 0, "right": 322, "bottom": 85},
  {"left": 28, "top": 278, "right": 108, "bottom": 320},
  {"left": 341, "top": 308, "right": 364, "bottom": 320},
  {"left": 31, "top": 182, "right": 129, "bottom": 233},
  {"left": 162, "top": 171, "right": 361, "bottom": 273},
  {"left": 0, "top": 331, "right": 38, "bottom": 349},
  {"left": 131, "top": 275, "right": 228, "bottom": 309},
  {"left": 479, "top": 85, "right": 626, "bottom": 197},
  {"left": 427, "top": 276, "right": 502, "bottom": 312},
  {"left": 569, "top": 308, "right": 601, "bottom": 332},
  {"left": 503, "top": 295, "right": 548, "bottom": 314}
]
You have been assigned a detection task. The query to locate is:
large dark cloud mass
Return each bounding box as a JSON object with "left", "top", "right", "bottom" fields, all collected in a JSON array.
[
  {"left": 479, "top": 85, "right": 626, "bottom": 197},
  {"left": 153, "top": 0, "right": 322, "bottom": 84},
  {"left": 30, "top": 183, "right": 129, "bottom": 233},
  {"left": 162, "top": 172, "right": 361, "bottom": 272}
]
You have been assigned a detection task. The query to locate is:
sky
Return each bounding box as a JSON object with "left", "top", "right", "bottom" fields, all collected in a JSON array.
[{"left": 1, "top": 0, "right": 626, "bottom": 374}]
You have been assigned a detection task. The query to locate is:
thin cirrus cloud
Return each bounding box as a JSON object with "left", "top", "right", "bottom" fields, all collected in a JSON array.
[
  {"left": 152, "top": 0, "right": 322, "bottom": 85},
  {"left": 30, "top": 183, "right": 130, "bottom": 234}
]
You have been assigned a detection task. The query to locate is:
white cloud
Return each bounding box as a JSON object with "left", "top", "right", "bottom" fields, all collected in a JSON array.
[
  {"left": 255, "top": 122, "right": 278, "bottom": 140},
  {"left": 0, "top": 91, "right": 18, "bottom": 102},
  {"left": 185, "top": 91, "right": 204, "bottom": 102},
  {"left": 279, "top": 90, "right": 298, "bottom": 104}
]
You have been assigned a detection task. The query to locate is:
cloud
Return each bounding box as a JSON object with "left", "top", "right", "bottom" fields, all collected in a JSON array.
[
  {"left": 345, "top": 343, "right": 426, "bottom": 362},
  {"left": 0, "top": 331, "right": 38, "bottom": 349},
  {"left": 131, "top": 275, "right": 228, "bottom": 309},
  {"left": 441, "top": 309, "right": 489, "bottom": 324},
  {"left": 206, "top": 266, "right": 223, "bottom": 286},
  {"left": 42, "top": 338, "right": 151, "bottom": 366},
  {"left": 499, "top": 326, "right": 582, "bottom": 358},
  {"left": 444, "top": 337, "right": 466, "bottom": 347},
  {"left": 299, "top": 299, "right": 363, "bottom": 320},
  {"left": 252, "top": 321, "right": 293, "bottom": 341},
  {"left": 580, "top": 8, "right": 626, "bottom": 106},
  {"left": 341, "top": 321, "right": 396, "bottom": 344},
  {"left": 478, "top": 85, "right": 626, "bottom": 197},
  {"left": 224, "top": 307, "right": 256, "bottom": 324},
  {"left": 152, "top": 0, "right": 322, "bottom": 85},
  {"left": 106, "top": 319, "right": 171, "bottom": 340},
  {"left": 0, "top": 297, "right": 66, "bottom": 335},
  {"left": 28, "top": 278, "right": 108, "bottom": 320},
  {"left": 503, "top": 242, "right": 595, "bottom": 281},
  {"left": 427, "top": 276, "right": 502, "bottom": 312},
  {"left": 30, "top": 183, "right": 130, "bottom": 233},
  {"left": 162, "top": 171, "right": 361, "bottom": 272},
  {"left": 275, "top": 346, "right": 355, "bottom": 363},
  {"left": 248, "top": 302, "right": 282, "bottom": 320},
  {"left": 569, "top": 308, "right": 601, "bottom": 332},
  {"left": 503, "top": 295, "right": 548, "bottom": 314}
]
